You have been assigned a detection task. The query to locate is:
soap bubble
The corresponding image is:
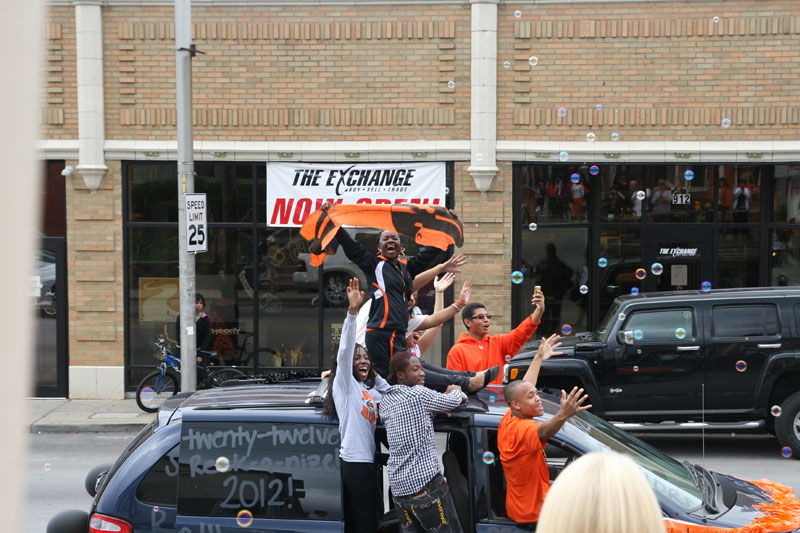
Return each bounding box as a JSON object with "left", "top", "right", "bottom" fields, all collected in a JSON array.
[
  {"left": 44, "top": 463, "right": 52, "bottom": 472},
  {"left": 721, "top": 117, "right": 731, "bottom": 128},
  {"left": 771, "top": 405, "right": 782, "bottom": 417},
  {"left": 635, "top": 268, "right": 647, "bottom": 280},
  {"left": 210, "top": 151, "right": 216, "bottom": 158},
  {"left": 476, "top": 152, "right": 484, "bottom": 162},
  {"left": 633, "top": 329, "right": 644, "bottom": 341},
  {"left": 651, "top": 262, "right": 664, "bottom": 276},
  {"left": 684, "top": 170, "right": 695, "bottom": 181},
  {"left": 447, "top": 80, "right": 455, "bottom": 89},
  {"left": 579, "top": 285, "right": 588, "bottom": 295},
  {"left": 511, "top": 270, "right": 524, "bottom": 284},
  {"left": 713, "top": 16, "right": 720, "bottom": 23},
  {"left": 528, "top": 56, "right": 538, "bottom": 66},
  {"left": 215, "top": 456, "right": 231, "bottom": 473},
  {"left": 489, "top": 395, "right": 497, "bottom": 402},
  {"left": 236, "top": 509, "right": 254, "bottom": 527},
  {"left": 630, "top": 287, "right": 640, "bottom": 295},
  {"left": 701, "top": 281, "right": 712, "bottom": 292},
  {"left": 586, "top": 132, "right": 596, "bottom": 142},
  {"left": 140, "top": 387, "right": 155, "bottom": 404},
  {"left": 618, "top": 312, "right": 626, "bottom": 321},
  {"left": 589, "top": 165, "right": 600, "bottom": 175},
  {"left": 503, "top": 61, "right": 511, "bottom": 69},
  {"left": 636, "top": 190, "right": 646, "bottom": 201},
  {"left": 557, "top": 107, "right": 567, "bottom": 118},
  {"left": 514, "top": 10, "right": 522, "bottom": 18},
  {"left": 595, "top": 104, "right": 603, "bottom": 111},
  {"left": 559, "top": 151, "right": 569, "bottom": 162},
  {"left": 633, "top": 365, "right": 639, "bottom": 372},
  {"left": 482, "top": 451, "right": 496, "bottom": 464},
  {"left": 597, "top": 257, "right": 608, "bottom": 268},
  {"left": 611, "top": 132, "right": 620, "bottom": 141},
  {"left": 675, "top": 328, "right": 687, "bottom": 340},
  {"left": 781, "top": 447, "right": 793, "bottom": 458},
  {"left": 571, "top": 173, "right": 581, "bottom": 184},
  {"left": 504, "top": 355, "right": 511, "bottom": 363},
  {"left": 445, "top": 187, "right": 450, "bottom": 194},
  {"left": 561, "top": 324, "right": 573, "bottom": 335},
  {"left": 528, "top": 223, "right": 538, "bottom": 231},
  {"left": 153, "top": 506, "right": 159, "bottom": 512},
  {"left": 735, "top": 360, "right": 747, "bottom": 372}
]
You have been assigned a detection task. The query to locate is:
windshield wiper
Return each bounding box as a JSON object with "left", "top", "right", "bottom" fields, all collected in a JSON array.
[{"left": 683, "top": 461, "right": 718, "bottom": 514}]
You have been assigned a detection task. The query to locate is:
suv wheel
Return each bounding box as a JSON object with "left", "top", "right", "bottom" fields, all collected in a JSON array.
[
  {"left": 775, "top": 391, "right": 800, "bottom": 458},
  {"left": 324, "top": 273, "right": 349, "bottom": 307}
]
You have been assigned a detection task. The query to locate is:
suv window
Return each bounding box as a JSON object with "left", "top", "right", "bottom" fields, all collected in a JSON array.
[
  {"left": 624, "top": 309, "right": 695, "bottom": 341},
  {"left": 713, "top": 305, "right": 779, "bottom": 337},
  {"left": 137, "top": 445, "right": 179, "bottom": 507},
  {"left": 178, "top": 421, "right": 342, "bottom": 521}
]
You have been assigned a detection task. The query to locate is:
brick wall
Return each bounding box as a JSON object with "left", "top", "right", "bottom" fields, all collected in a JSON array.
[
  {"left": 41, "top": 6, "right": 77, "bottom": 139},
  {"left": 66, "top": 160, "right": 124, "bottom": 368},
  {"left": 498, "top": 1, "right": 800, "bottom": 141}
]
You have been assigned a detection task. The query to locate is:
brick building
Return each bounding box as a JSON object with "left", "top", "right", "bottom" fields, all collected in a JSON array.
[{"left": 36, "top": 0, "right": 800, "bottom": 398}]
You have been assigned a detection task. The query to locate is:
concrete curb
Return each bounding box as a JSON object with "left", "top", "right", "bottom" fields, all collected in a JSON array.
[
  {"left": 27, "top": 398, "right": 156, "bottom": 434},
  {"left": 30, "top": 421, "right": 152, "bottom": 433}
]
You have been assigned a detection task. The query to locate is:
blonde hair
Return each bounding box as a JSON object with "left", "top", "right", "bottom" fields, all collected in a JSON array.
[{"left": 537, "top": 452, "right": 665, "bottom": 533}]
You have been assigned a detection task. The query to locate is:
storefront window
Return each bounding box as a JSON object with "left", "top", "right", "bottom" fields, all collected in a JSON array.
[
  {"left": 717, "top": 165, "right": 762, "bottom": 223},
  {"left": 598, "top": 227, "right": 641, "bottom": 318},
  {"left": 517, "top": 227, "right": 589, "bottom": 337},
  {"left": 773, "top": 165, "right": 800, "bottom": 224},
  {"left": 127, "top": 163, "right": 178, "bottom": 223},
  {"left": 196, "top": 163, "right": 255, "bottom": 223},
  {"left": 716, "top": 227, "right": 759, "bottom": 288},
  {"left": 519, "top": 165, "right": 590, "bottom": 225},
  {"left": 771, "top": 228, "right": 800, "bottom": 286}
]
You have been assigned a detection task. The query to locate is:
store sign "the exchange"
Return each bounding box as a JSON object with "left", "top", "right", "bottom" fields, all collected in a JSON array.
[{"left": 266, "top": 162, "right": 446, "bottom": 227}]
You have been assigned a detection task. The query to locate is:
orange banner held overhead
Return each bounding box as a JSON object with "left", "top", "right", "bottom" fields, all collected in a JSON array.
[
  {"left": 300, "top": 203, "right": 464, "bottom": 266},
  {"left": 663, "top": 479, "right": 800, "bottom": 533}
]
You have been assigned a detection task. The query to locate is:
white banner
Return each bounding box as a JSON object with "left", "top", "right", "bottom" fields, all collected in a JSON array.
[{"left": 266, "top": 162, "right": 446, "bottom": 227}]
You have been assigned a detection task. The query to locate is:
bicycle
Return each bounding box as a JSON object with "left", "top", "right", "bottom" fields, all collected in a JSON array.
[{"left": 135, "top": 335, "right": 247, "bottom": 413}]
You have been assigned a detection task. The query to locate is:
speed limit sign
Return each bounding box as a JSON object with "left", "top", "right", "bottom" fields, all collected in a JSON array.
[{"left": 185, "top": 193, "right": 208, "bottom": 253}]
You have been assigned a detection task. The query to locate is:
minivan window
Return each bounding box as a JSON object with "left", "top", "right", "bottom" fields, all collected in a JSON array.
[
  {"left": 624, "top": 309, "right": 694, "bottom": 341},
  {"left": 713, "top": 305, "right": 779, "bottom": 337},
  {"left": 178, "top": 421, "right": 342, "bottom": 521},
  {"left": 137, "top": 445, "right": 179, "bottom": 507}
]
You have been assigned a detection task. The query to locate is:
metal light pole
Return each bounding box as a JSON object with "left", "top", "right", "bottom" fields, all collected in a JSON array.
[{"left": 175, "top": 0, "right": 196, "bottom": 391}]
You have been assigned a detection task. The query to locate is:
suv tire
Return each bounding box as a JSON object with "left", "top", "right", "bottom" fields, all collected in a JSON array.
[{"left": 775, "top": 391, "right": 800, "bottom": 458}]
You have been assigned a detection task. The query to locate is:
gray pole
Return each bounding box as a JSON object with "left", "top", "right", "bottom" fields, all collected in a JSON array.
[{"left": 175, "top": 0, "right": 196, "bottom": 391}]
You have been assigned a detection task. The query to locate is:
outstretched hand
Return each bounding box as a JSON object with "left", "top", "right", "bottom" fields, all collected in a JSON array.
[
  {"left": 441, "top": 253, "right": 467, "bottom": 274},
  {"left": 458, "top": 280, "right": 472, "bottom": 305},
  {"left": 535, "top": 334, "right": 563, "bottom": 362},
  {"left": 530, "top": 288, "right": 545, "bottom": 321},
  {"left": 434, "top": 272, "right": 455, "bottom": 293},
  {"left": 559, "top": 386, "right": 592, "bottom": 418},
  {"left": 347, "top": 278, "right": 365, "bottom": 313}
]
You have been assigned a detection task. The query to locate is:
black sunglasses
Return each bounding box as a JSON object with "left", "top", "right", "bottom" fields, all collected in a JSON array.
[{"left": 469, "top": 314, "right": 492, "bottom": 320}]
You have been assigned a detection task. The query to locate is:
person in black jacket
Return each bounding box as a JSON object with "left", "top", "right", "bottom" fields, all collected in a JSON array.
[{"left": 174, "top": 293, "right": 211, "bottom": 366}]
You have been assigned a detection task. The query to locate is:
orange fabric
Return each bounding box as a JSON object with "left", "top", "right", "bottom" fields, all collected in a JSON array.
[
  {"left": 446, "top": 318, "right": 538, "bottom": 385},
  {"left": 663, "top": 479, "right": 800, "bottom": 533},
  {"left": 299, "top": 203, "right": 464, "bottom": 266},
  {"left": 497, "top": 410, "right": 550, "bottom": 524}
]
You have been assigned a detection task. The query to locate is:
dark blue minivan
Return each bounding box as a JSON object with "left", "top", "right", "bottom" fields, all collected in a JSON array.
[{"left": 48, "top": 381, "right": 800, "bottom": 532}]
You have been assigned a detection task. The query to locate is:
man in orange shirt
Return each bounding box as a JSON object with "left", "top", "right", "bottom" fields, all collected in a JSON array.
[
  {"left": 446, "top": 288, "right": 544, "bottom": 385},
  {"left": 498, "top": 334, "right": 591, "bottom": 530}
]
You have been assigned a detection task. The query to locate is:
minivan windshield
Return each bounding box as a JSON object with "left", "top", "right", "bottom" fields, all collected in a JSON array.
[{"left": 558, "top": 409, "right": 703, "bottom": 513}]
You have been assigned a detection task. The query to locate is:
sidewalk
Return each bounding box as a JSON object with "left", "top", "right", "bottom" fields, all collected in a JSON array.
[{"left": 27, "top": 398, "right": 156, "bottom": 433}]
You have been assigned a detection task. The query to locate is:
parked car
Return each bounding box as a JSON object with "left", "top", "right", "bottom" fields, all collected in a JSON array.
[
  {"left": 505, "top": 287, "right": 800, "bottom": 456},
  {"left": 48, "top": 380, "right": 800, "bottom": 532},
  {"left": 293, "top": 228, "right": 421, "bottom": 307}
]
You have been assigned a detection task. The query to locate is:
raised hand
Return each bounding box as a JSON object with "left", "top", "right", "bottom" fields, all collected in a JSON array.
[
  {"left": 531, "top": 288, "right": 545, "bottom": 321},
  {"left": 559, "top": 386, "right": 592, "bottom": 418},
  {"left": 346, "top": 277, "right": 365, "bottom": 314},
  {"left": 434, "top": 272, "right": 455, "bottom": 293},
  {"left": 458, "top": 280, "right": 472, "bottom": 305},
  {"left": 441, "top": 253, "right": 467, "bottom": 274},
  {"left": 536, "top": 334, "right": 563, "bottom": 362}
]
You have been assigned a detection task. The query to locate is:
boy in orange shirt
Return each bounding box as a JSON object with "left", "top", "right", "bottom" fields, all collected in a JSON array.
[{"left": 498, "top": 334, "right": 591, "bottom": 530}]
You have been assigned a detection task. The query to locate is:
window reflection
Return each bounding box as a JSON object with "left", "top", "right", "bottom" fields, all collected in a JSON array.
[
  {"left": 772, "top": 228, "right": 800, "bottom": 286},
  {"left": 716, "top": 227, "right": 759, "bottom": 288},
  {"left": 519, "top": 165, "right": 590, "bottom": 224},
  {"left": 773, "top": 165, "right": 800, "bottom": 224},
  {"left": 718, "top": 165, "right": 761, "bottom": 223},
  {"left": 598, "top": 227, "right": 641, "bottom": 318},
  {"left": 518, "top": 228, "right": 589, "bottom": 337}
]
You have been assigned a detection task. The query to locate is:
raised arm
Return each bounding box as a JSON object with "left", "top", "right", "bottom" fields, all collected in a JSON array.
[
  {"left": 333, "top": 278, "right": 366, "bottom": 397},
  {"left": 412, "top": 253, "right": 467, "bottom": 291},
  {"left": 521, "top": 334, "right": 563, "bottom": 387},
  {"left": 538, "top": 387, "right": 592, "bottom": 441},
  {"left": 416, "top": 274, "right": 455, "bottom": 355},
  {"left": 417, "top": 278, "right": 470, "bottom": 331}
]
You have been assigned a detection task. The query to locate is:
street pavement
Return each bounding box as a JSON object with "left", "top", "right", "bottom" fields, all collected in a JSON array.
[{"left": 27, "top": 397, "right": 155, "bottom": 433}]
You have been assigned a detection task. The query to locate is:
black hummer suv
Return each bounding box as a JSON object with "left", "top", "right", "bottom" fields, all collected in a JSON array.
[{"left": 505, "top": 287, "right": 800, "bottom": 455}]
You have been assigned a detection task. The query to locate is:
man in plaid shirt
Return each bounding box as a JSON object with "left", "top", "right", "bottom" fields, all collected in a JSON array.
[{"left": 380, "top": 351, "right": 466, "bottom": 532}]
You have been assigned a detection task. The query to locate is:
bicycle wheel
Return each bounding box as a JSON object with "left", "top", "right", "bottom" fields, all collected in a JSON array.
[
  {"left": 206, "top": 367, "right": 247, "bottom": 388},
  {"left": 136, "top": 370, "right": 179, "bottom": 413}
]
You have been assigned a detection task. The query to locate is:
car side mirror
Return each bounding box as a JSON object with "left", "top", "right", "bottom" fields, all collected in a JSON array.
[{"left": 618, "top": 330, "right": 634, "bottom": 346}]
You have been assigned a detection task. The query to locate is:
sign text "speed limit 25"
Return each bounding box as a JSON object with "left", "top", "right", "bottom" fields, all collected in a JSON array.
[{"left": 185, "top": 193, "right": 208, "bottom": 253}]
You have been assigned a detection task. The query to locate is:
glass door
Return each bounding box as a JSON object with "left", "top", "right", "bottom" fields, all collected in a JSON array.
[
  {"left": 33, "top": 237, "right": 67, "bottom": 397},
  {"left": 643, "top": 226, "right": 713, "bottom": 293}
]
